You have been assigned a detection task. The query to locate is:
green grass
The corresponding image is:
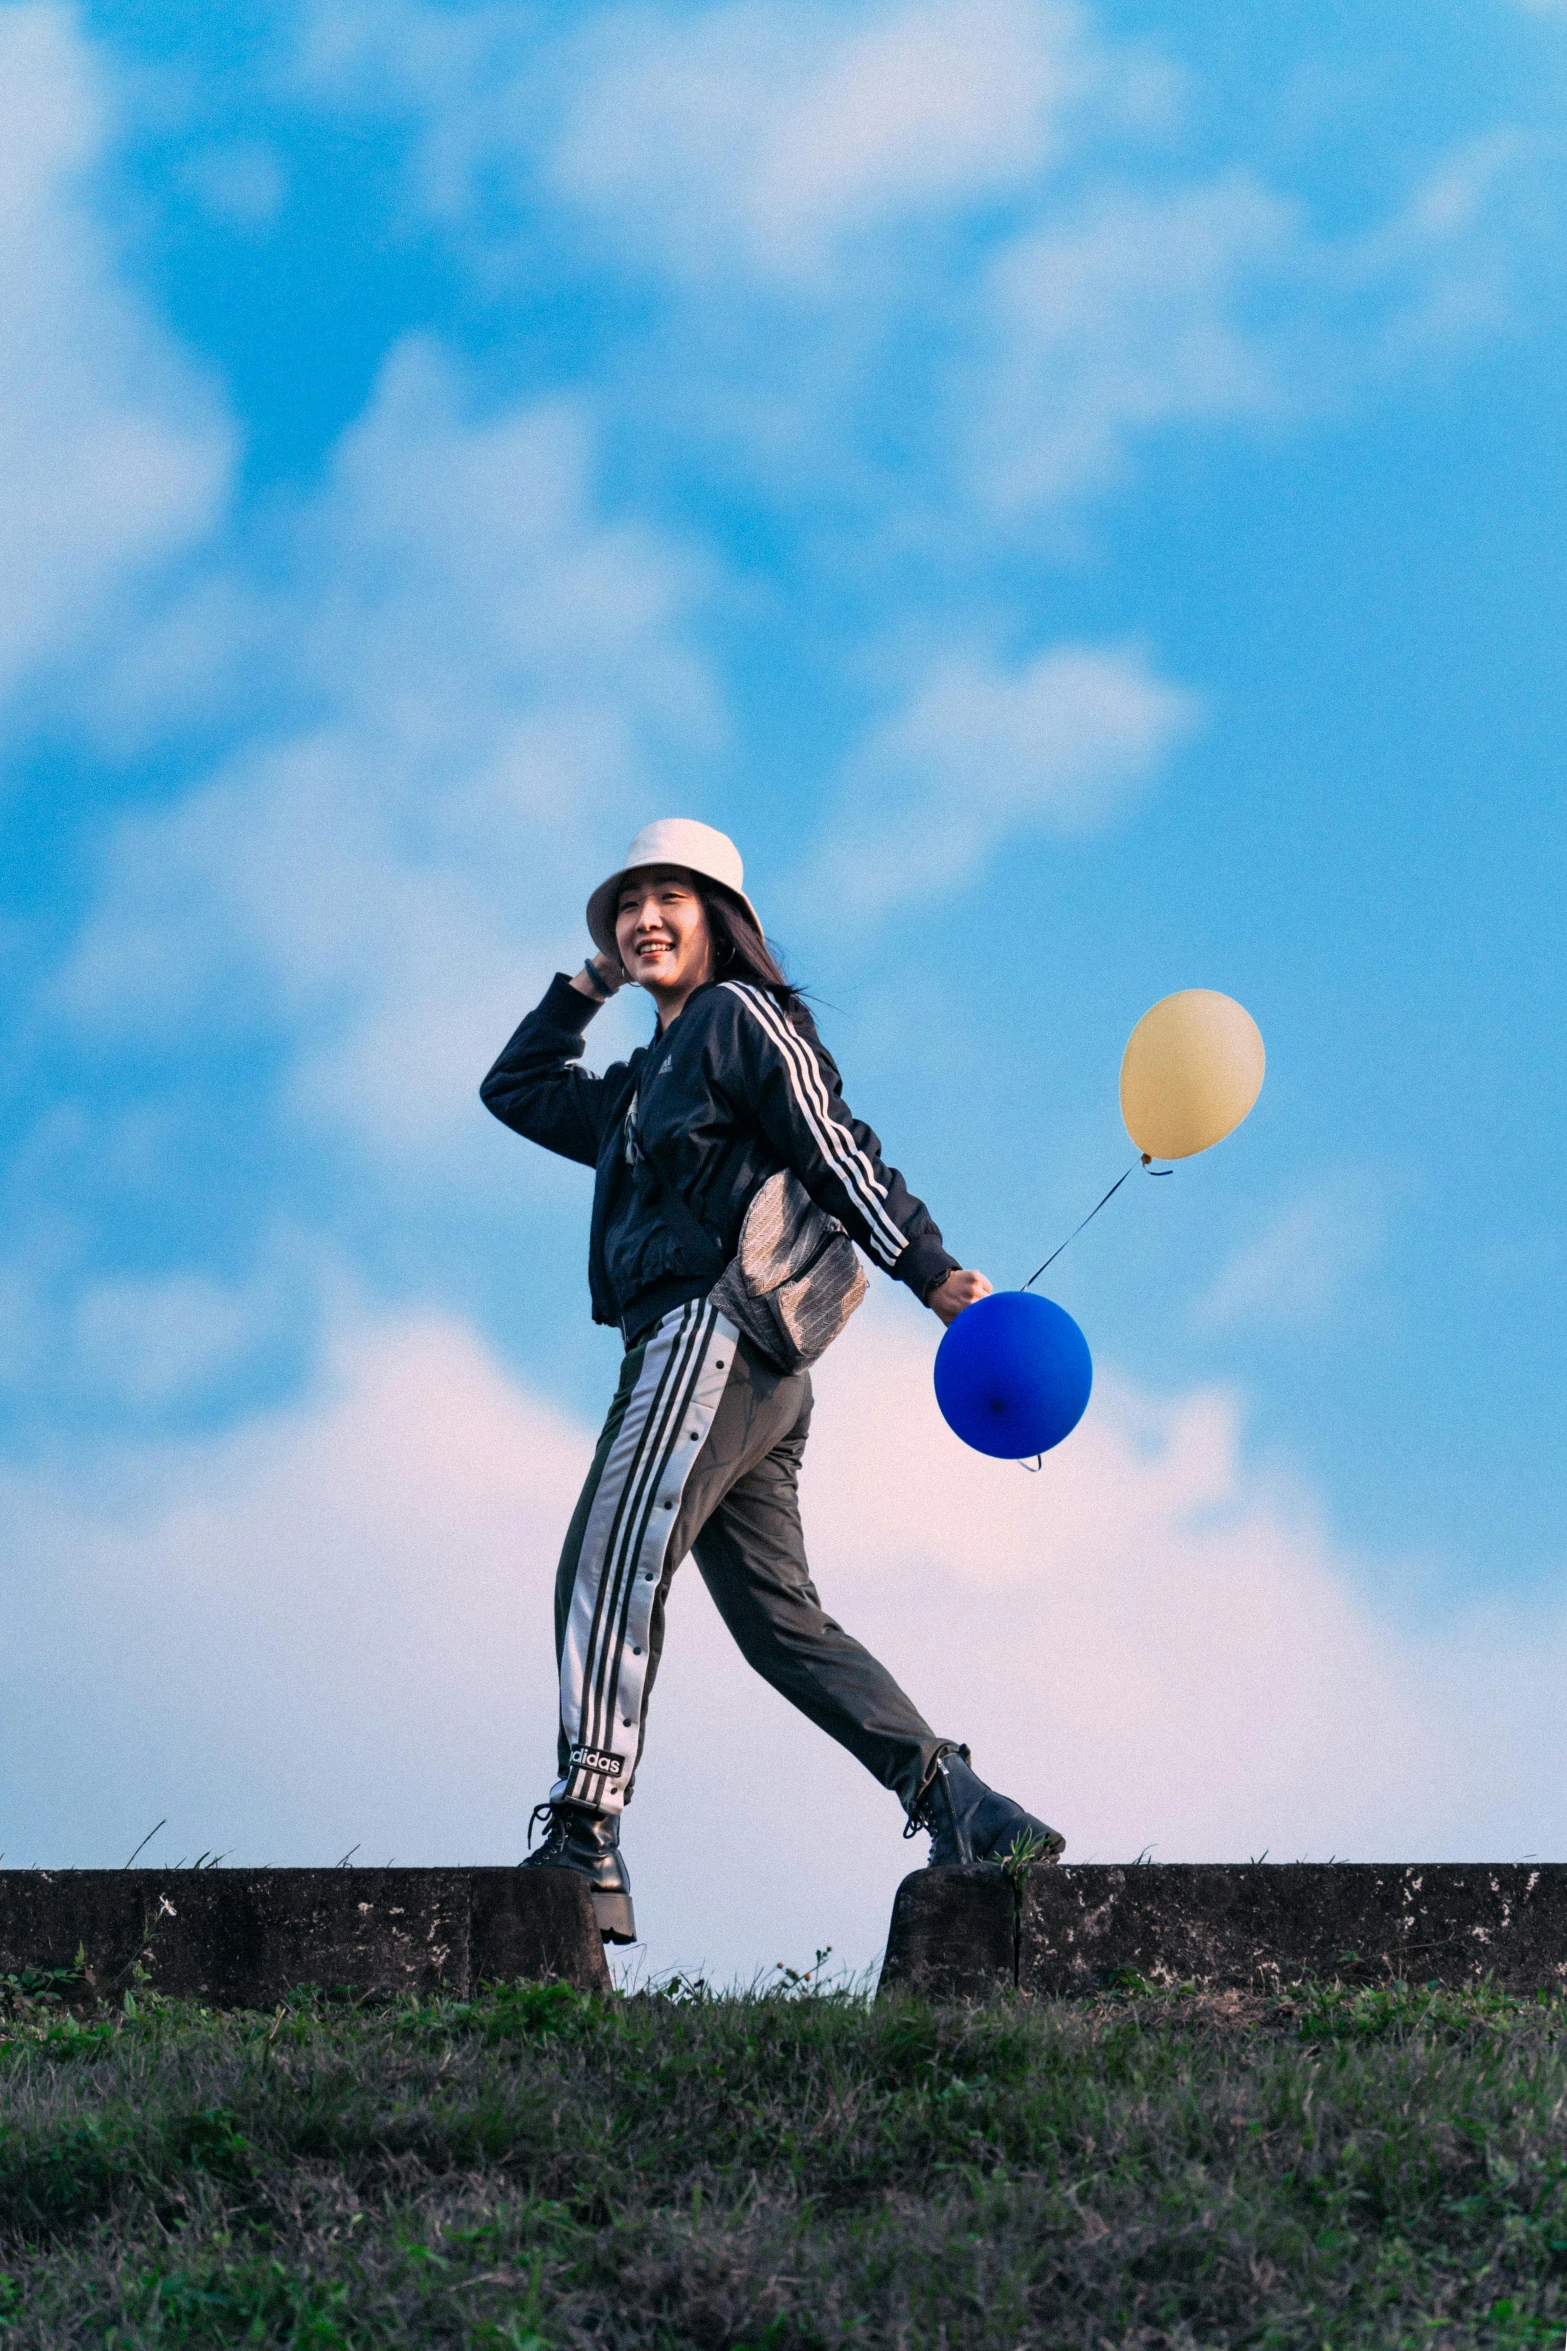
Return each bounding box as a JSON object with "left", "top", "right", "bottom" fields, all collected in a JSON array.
[{"left": 1, "top": 1963, "right": 1565, "bottom": 2347}]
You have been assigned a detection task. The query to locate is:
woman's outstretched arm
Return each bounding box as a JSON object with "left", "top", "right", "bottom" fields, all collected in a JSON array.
[{"left": 720, "top": 985, "right": 988, "bottom": 1317}]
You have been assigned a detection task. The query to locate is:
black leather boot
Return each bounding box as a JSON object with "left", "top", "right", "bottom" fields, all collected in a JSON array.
[
  {"left": 520, "top": 1802, "right": 637, "bottom": 1944},
  {"left": 911, "top": 1751, "right": 1065, "bottom": 1870}
]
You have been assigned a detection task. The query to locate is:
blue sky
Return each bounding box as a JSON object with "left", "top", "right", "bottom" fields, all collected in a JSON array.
[{"left": 2, "top": 0, "right": 1564, "bottom": 1977}]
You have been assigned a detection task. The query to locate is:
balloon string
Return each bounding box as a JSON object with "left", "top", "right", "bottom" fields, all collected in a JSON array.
[
  {"left": 1012, "top": 1154, "right": 1172, "bottom": 1472},
  {"left": 1019, "top": 1153, "right": 1170, "bottom": 1293}
]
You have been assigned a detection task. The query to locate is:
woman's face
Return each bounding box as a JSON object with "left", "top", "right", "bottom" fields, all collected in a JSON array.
[{"left": 614, "top": 866, "right": 714, "bottom": 1003}]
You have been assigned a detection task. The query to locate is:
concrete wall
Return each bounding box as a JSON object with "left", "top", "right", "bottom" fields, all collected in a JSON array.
[
  {"left": 0, "top": 1867, "right": 610, "bottom": 2003},
  {"left": 880, "top": 1864, "right": 1567, "bottom": 2001}
]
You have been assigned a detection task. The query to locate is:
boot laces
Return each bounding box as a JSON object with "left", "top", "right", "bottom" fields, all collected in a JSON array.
[
  {"left": 526, "top": 1801, "right": 559, "bottom": 1851},
  {"left": 905, "top": 1748, "right": 970, "bottom": 1838},
  {"left": 904, "top": 1760, "right": 947, "bottom": 1838}
]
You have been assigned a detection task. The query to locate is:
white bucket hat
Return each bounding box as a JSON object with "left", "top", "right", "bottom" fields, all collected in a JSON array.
[{"left": 586, "top": 819, "right": 762, "bottom": 962}]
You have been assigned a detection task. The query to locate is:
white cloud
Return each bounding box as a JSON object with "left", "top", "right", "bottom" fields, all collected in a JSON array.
[
  {"left": 0, "top": 1256, "right": 54, "bottom": 1406},
  {"left": 0, "top": 1307, "right": 575, "bottom": 1879},
  {"left": 53, "top": 339, "right": 720, "bottom": 1155},
  {"left": 546, "top": 0, "right": 1153, "bottom": 283},
  {"left": 816, "top": 640, "right": 1200, "bottom": 913},
  {"left": 298, "top": 0, "right": 1556, "bottom": 525},
  {"left": 3, "top": 1290, "right": 1561, "bottom": 1981},
  {"left": 297, "top": 0, "right": 521, "bottom": 226},
  {"left": 73, "top": 1269, "right": 282, "bottom": 1410},
  {"left": 971, "top": 173, "right": 1295, "bottom": 509},
  {"left": 0, "top": 1194, "right": 322, "bottom": 1423},
  {"left": 177, "top": 141, "right": 288, "bottom": 229},
  {"left": 1343, "top": 131, "right": 1551, "bottom": 373},
  {"left": 303, "top": 0, "right": 1174, "bottom": 282},
  {"left": 968, "top": 129, "right": 1563, "bottom": 511},
  {"left": 0, "top": 3, "right": 232, "bottom": 708},
  {"left": 299, "top": 341, "right": 712, "bottom": 731},
  {"left": 1197, "top": 1172, "right": 1388, "bottom": 1332}
]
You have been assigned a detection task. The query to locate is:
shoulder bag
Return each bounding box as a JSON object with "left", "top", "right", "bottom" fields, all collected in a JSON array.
[{"left": 636, "top": 1129, "right": 866, "bottom": 1374}]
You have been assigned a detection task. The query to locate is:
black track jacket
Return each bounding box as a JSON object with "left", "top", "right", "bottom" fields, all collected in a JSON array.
[{"left": 481, "top": 974, "right": 960, "bottom": 1341}]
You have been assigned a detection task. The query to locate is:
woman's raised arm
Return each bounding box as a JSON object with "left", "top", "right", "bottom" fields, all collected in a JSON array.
[{"left": 479, "top": 966, "right": 625, "bottom": 1167}]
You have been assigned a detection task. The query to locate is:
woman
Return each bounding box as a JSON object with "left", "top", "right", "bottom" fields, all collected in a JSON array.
[{"left": 481, "top": 819, "right": 1063, "bottom": 1943}]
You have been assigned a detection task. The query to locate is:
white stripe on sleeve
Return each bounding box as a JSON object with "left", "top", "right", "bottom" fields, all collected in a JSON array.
[{"left": 723, "top": 983, "right": 910, "bottom": 1266}]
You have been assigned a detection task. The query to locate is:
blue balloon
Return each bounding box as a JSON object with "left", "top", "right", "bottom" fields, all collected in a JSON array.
[{"left": 934, "top": 1291, "right": 1093, "bottom": 1460}]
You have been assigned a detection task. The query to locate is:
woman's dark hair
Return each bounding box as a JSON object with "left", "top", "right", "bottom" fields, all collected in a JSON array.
[{"left": 697, "top": 882, "right": 806, "bottom": 1024}]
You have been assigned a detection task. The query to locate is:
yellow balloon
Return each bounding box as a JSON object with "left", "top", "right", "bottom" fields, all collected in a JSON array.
[{"left": 1120, "top": 989, "right": 1265, "bottom": 1161}]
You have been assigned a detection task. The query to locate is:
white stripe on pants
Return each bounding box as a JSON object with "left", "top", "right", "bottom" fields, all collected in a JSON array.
[{"left": 552, "top": 1299, "right": 739, "bottom": 1813}]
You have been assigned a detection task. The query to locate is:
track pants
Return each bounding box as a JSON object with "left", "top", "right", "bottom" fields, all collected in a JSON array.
[{"left": 550, "top": 1298, "right": 954, "bottom": 1816}]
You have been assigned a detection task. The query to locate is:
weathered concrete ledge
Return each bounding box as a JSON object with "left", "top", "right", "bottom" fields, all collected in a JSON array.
[
  {"left": 879, "top": 1864, "right": 1567, "bottom": 2002},
  {"left": 0, "top": 1868, "right": 610, "bottom": 2004}
]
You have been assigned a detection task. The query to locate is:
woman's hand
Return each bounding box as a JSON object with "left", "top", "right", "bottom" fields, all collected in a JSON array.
[
  {"left": 926, "top": 1269, "right": 992, "bottom": 1325},
  {"left": 569, "top": 952, "right": 626, "bottom": 1000}
]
